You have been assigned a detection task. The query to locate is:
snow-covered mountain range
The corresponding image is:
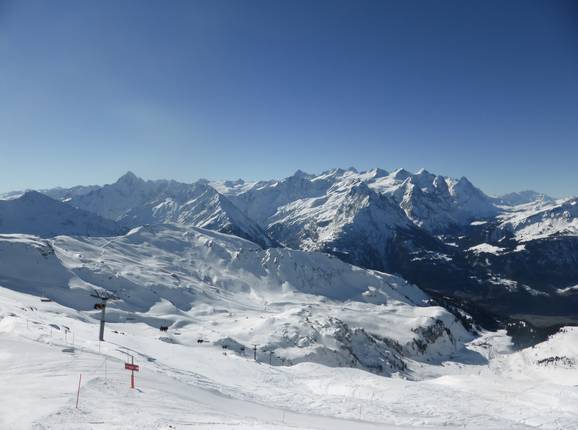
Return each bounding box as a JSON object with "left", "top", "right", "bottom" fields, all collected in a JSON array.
[
  {"left": 2, "top": 168, "right": 577, "bottom": 324},
  {"left": 56, "top": 172, "right": 275, "bottom": 247},
  {"left": 217, "top": 167, "right": 498, "bottom": 236}
]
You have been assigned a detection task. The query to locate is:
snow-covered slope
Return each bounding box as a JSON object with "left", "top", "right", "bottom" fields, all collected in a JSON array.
[
  {"left": 119, "top": 181, "right": 276, "bottom": 248},
  {"left": 494, "top": 326, "right": 578, "bottom": 388},
  {"left": 0, "top": 225, "right": 471, "bottom": 374},
  {"left": 0, "top": 191, "right": 125, "bottom": 237},
  {"left": 498, "top": 197, "right": 578, "bottom": 242},
  {"left": 68, "top": 172, "right": 275, "bottom": 247},
  {"left": 1, "top": 288, "right": 577, "bottom": 429}
]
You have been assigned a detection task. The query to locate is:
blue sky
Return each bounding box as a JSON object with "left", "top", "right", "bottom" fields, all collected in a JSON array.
[{"left": 1, "top": 0, "right": 577, "bottom": 196}]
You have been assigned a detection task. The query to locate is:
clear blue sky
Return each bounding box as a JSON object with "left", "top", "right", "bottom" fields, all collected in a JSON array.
[{"left": 1, "top": 0, "right": 577, "bottom": 196}]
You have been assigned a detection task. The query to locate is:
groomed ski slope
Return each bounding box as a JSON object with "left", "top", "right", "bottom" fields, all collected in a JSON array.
[{"left": 2, "top": 287, "right": 578, "bottom": 429}]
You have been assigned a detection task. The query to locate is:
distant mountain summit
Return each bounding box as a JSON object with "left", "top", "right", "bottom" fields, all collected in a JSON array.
[{"left": 495, "top": 190, "right": 555, "bottom": 206}]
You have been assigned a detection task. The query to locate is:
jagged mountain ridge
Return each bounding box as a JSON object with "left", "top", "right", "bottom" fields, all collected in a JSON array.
[
  {"left": 213, "top": 167, "right": 501, "bottom": 273},
  {"left": 218, "top": 167, "right": 500, "bottom": 235},
  {"left": 66, "top": 172, "right": 275, "bottom": 248}
]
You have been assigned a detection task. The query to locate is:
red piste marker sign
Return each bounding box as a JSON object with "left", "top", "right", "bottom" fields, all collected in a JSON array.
[
  {"left": 124, "top": 363, "right": 139, "bottom": 371},
  {"left": 125, "top": 358, "right": 139, "bottom": 388}
]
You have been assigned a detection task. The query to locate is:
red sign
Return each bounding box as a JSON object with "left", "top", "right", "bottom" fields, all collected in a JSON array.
[{"left": 125, "top": 363, "right": 139, "bottom": 371}]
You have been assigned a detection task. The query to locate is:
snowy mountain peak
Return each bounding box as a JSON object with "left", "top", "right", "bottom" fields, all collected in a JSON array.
[
  {"left": 415, "top": 168, "right": 431, "bottom": 176},
  {"left": 454, "top": 176, "right": 474, "bottom": 188},
  {"left": 391, "top": 168, "right": 412, "bottom": 181},
  {"left": 20, "top": 189, "right": 50, "bottom": 202},
  {"left": 291, "top": 169, "right": 310, "bottom": 179},
  {"left": 456, "top": 177, "right": 485, "bottom": 198},
  {"left": 410, "top": 170, "right": 438, "bottom": 191},
  {"left": 365, "top": 167, "right": 389, "bottom": 178},
  {"left": 320, "top": 167, "right": 346, "bottom": 178},
  {"left": 116, "top": 171, "right": 143, "bottom": 185}
]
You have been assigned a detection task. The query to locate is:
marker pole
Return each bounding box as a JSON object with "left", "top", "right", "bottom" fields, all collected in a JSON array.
[
  {"left": 131, "top": 356, "right": 135, "bottom": 389},
  {"left": 75, "top": 374, "right": 82, "bottom": 409}
]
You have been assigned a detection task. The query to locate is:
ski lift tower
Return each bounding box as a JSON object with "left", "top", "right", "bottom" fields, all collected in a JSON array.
[{"left": 91, "top": 290, "right": 118, "bottom": 342}]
